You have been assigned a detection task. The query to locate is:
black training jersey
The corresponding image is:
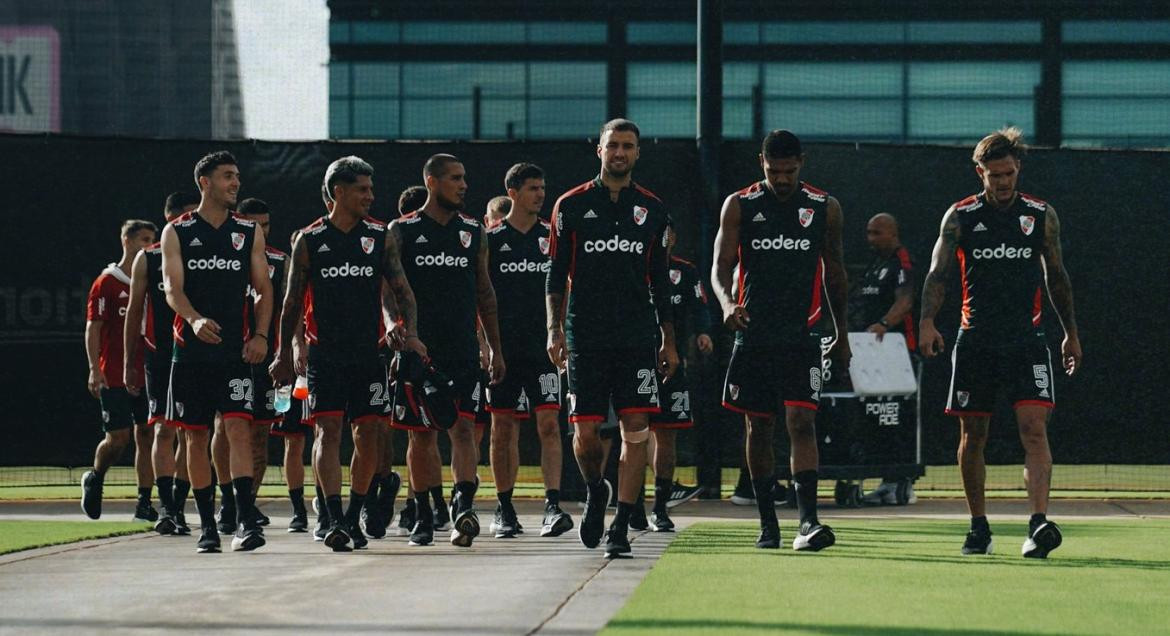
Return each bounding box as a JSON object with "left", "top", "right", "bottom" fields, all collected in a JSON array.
[
  {"left": 396, "top": 210, "right": 482, "bottom": 362},
  {"left": 170, "top": 212, "right": 256, "bottom": 363},
  {"left": 665, "top": 256, "right": 711, "bottom": 349},
  {"left": 247, "top": 246, "right": 287, "bottom": 363},
  {"left": 953, "top": 192, "right": 1048, "bottom": 346},
  {"left": 848, "top": 246, "right": 916, "bottom": 351},
  {"left": 734, "top": 181, "right": 830, "bottom": 349},
  {"left": 300, "top": 216, "right": 387, "bottom": 362},
  {"left": 488, "top": 218, "right": 552, "bottom": 360},
  {"left": 143, "top": 242, "right": 173, "bottom": 355},
  {"left": 547, "top": 177, "right": 672, "bottom": 352}
]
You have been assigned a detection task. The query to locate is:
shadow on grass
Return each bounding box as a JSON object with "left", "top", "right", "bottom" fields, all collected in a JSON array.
[{"left": 606, "top": 618, "right": 1043, "bottom": 635}]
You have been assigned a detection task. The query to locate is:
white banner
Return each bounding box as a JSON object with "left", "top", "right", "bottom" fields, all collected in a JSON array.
[{"left": 0, "top": 26, "right": 60, "bottom": 133}]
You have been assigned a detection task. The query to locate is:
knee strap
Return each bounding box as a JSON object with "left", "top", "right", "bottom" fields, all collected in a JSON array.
[{"left": 621, "top": 426, "right": 650, "bottom": 444}]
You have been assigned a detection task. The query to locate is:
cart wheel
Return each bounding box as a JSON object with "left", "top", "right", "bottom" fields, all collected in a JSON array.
[
  {"left": 895, "top": 479, "right": 911, "bottom": 506},
  {"left": 847, "top": 484, "right": 863, "bottom": 508},
  {"left": 784, "top": 482, "right": 797, "bottom": 509},
  {"left": 833, "top": 480, "right": 849, "bottom": 506}
]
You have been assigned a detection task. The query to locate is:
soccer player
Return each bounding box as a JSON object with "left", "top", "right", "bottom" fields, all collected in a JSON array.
[
  {"left": 82, "top": 220, "right": 159, "bottom": 521},
  {"left": 546, "top": 119, "right": 679, "bottom": 558},
  {"left": 712, "top": 130, "right": 851, "bottom": 551},
  {"left": 486, "top": 162, "right": 573, "bottom": 539},
  {"left": 271, "top": 156, "right": 422, "bottom": 552},
  {"left": 919, "top": 127, "right": 1081, "bottom": 558},
  {"left": 124, "top": 192, "right": 199, "bottom": 534},
  {"left": 161, "top": 151, "right": 273, "bottom": 553},
  {"left": 644, "top": 225, "right": 714, "bottom": 531},
  {"left": 391, "top": 153, "right": 506, "bottom": 548},
  {"left": 485, "top": 195, "right": 510, "bottom": 227},
  {"left": 847, "top": 213, "right": 919, "bottom": 505}
]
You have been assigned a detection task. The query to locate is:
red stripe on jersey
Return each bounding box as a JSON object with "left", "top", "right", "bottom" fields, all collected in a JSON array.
[
  {"left": 633, "top": 183, "right": 662, "bottom": 203},
  {"left": 304, "top": 286, "right": 318, "bottom": 344},
  {"left": 736, "top": 182, "right": 763, "bottom": 197},
  {"left": 736, "top": 246, "right": 745, "bottom": 306},
  {"left": 800, "top": 182, "right": 828, "bottom": 196},
  {"left": 957, "top": 248, "right": 971, "bottom": 329},
  {"left": 1032, "top": 286, "right": 1043, "bottom": 326},
  {"left": 173, "top": 312, "right": 185, "bottom": 346},
  {"left": 145, "top": 298, "right": 157, "bottom": 352},
  {"left": 806, "top": 258, "right": 823, "bottom": 327},
  {"left": 670, "top": 256, "right": 695, "bottom": 267}
]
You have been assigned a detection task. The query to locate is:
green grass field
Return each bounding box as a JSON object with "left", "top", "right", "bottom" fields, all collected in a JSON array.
[
  {"left": 0, "top": 520, "right": 151, "bottom": 555},
  {"left": 605, "top": 519, "right": 1170, "bottom": 635}
]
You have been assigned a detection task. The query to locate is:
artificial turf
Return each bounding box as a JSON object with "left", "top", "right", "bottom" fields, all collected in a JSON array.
[
  {"left": 0, "top": 521, "right": 151, "bottom": 555},
  {"left": 604, "top": 519, "right": 1170, "bottom": 635}
]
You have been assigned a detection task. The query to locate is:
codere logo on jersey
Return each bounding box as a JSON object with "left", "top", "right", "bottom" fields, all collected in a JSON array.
[
  {"left": 415, "top": 252, "right": 470, "bottom": 267},
  {"left": 187, "top": 257, "right": 242, "bottom": 271},
  {"left": 320, "top": 262, "right": 375, "bottom": 278},
  {"left": 750, "top": 234, "right": 812, "bottom": 251},
  {"left": 583, "top": 235, "right": 644, "bottom": 254},
  {"left": 970, "top": 243, "right": 1032, "bottom": 260}
]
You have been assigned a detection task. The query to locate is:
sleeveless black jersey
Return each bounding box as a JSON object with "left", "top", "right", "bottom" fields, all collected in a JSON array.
[
  {"left": 665, "top": 256, "right": 712, "bottom": 348},
  {"left": 487, "top": 218, "right": 552, "bottom": 361},
  {"left": 396, "top": 210, "right": 482, "bottom": 362},
  {"left": 848, "top": 246, "right": 916, "bottom": 351},
  {"left": 143, "top": 242, "right": 173, "bottom": 355},
  {"left": 170, "top": 211, "right": 256, "bottom": 363},
  {"left": 246, "top": 246, "right": 287, "bottom": 363},
  {"left": 546, "top": 178, "right": 672, "bottom": 352},
  {"left": 734, "top": 181, "right": 829, "bottom": 348},
  {"left": 300, "top": 216, "right": 387, "bottom": 362},
  {"left": 953, "top": 192, "right": 1048, "bottom": 346}
]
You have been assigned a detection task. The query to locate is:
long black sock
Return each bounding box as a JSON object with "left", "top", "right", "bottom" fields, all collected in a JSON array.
[
  {"left": 497, "top": 488, "right": 514, "bottom": 513},
  {"left": 345, "top": 490, "right": 366, "bottom": 526},
  {"left": 430, "top": 485, "right": 446, "bottom": 509},
  {"left": 793, "top": 470, "right": 819, "bottom": 527},
  {"left": 613, "top": 501, "right": 633, "bottom": 529},
  {"left": 414, "top": 492, "right": 433, "bottom": 527},
  {"left": 325, "top": 494, "right": 344, "bottom": 524},
  {"left": 156, "top": 476, "right": 175, "bottom": 514},
  {"left": 137, "top": 486, "right": 152, "bottom": 504},
  {"left": 972, "top": 515, "right": 991, "bottom": 533},
  {"left": 366, "top": 476, "right": 380, "bottom": 504},
  {"left": 289, "top": 487, "right": 306, "bottom": 516},
  {"left": 736, "top": 468, "right": 752, "bottom": 493},
  {"left": 1030, "top": 512, "right": 1047, "bottom": 530},
  {"left": 315, "top": 484, "right": 329, "bottom": 521},
  {"left": 232, "top": 476, "right": 255, "bottom": 527},
  {"left": 173, "top": 479, "right": 190, "bottom": 513},
  {"left": 752, "top": 476, "right": 778, "bottom": 526},
  {"left": 545, "top": 489, "right": 560, "bottom": 507},
  {"left": 654, "top": 477, "right": 672, "bottom": 513},
  {"left": 193, "top": 486, "right": 216, "bottom": 528},
  {"left": 454, "top": 480, "right": 477, "bottom": 511},
  {"left": 378, "top": 474, "right": 398, "bottom": 506},
  {"left": 218, "top": 482, "right": 236, "bottom": 512}
]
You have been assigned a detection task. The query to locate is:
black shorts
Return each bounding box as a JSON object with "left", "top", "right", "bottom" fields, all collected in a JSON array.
[
  {"left": 566, "top": 347, "right": 661, "bottom": 424},
  {"left": 271, "top": 397, "right": 313, "bottom": 437},
  {"left": 946, "top": 336, "right": 1056, "bottom": 416},
  {"left": 99, "top": 387, "right": 148, "bottom": 433},
  {"left": 390, "top": 357, "right": 481, "bottom": 432},
  {"left": 143, "top": 353, "right": 172, "bottom": 425},
  {"left": 167, "top": 360, "right": 254, "bottom": 429},
  {"left": 307, "top": 352, "right": 388, "bottom": 426},
  {"left": 722, "top": 341, "right": 822, "bottom": 418},
  {"left": 251, "top": 363, "right": 283, "bottom": 427},
  {"left": 487, "top": 357, "right": 562, "bottom": 420},
  {"left": 651, "top": 363, "right": 692, "bottom": 430}
]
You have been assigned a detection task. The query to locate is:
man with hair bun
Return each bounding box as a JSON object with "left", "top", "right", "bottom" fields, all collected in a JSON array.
[{"left": 919, "top": 127, "right": 1082, "bottom": 558}]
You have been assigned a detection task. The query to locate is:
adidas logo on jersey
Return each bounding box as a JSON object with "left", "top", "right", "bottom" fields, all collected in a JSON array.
[
  {"left": 189, "top": 238, "right": 202, "bottom": 247},
  {"left": 119, "top": 290, "right": 129, "bottom": 298},
  {"left": 499, "top": 243, "right": 511, "bottom": 251},
  {"left": 415, "top": 235, "right": 428, "bottom": 244},
  {"left": 752, "top": 212, "right": 766, "bottom": 222},
  {"left": 973, "top": 222, "right": 988, "bottom": 232},
  {"left": 317, "top": 244, "right": 331, "bottom": 253},
  {"left": 583, "top": 210, "right": 598, "bottom": 219}
]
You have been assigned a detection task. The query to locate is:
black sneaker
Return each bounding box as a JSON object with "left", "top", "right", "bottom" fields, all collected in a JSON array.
[
  {"left": 649, "top": 510, "right": 675, "bottom": 532},
  {"left": 451, "top": 499, "right": 480, "bottom": 547},
  {"left": 349, "top": 523, "right": 369, "bottom": 550},
  {"left": 579, "top": 479, "right": 612, "bottom": 549},
  {"left": 231, "top": 522, "right": 266, "bottom": 552},
  {"left": 492, "top": 505, "right": 519, "bottom": 539},
  {"left": 408, "top": 519, "right": 434, "bottom": 546},
  {"left": 756, "top": 523, "right": 781, "bottom": 549},
  {"left": 313, "top": 516, "right": 329, "bottom": 542},
  {"left": 665, "top": 482, "right": 703, "bottom": 509},
  {"left": 154, "top": 515, "right": 177, "bottom": 535},
  {"left": 254, "top": 510, "right": 271, "bottom": 527},
  {"left": 628, "top": 501, "right": 649, "bottom": 531},
  {"left": 961, "top": 529, "right": 994, "bottom": 555},
  {"left": 324, "top": 520, "right": 352, "bottom": 552},
  {"left": 361, "top": 502, "right": 386, "bottom": 539},
  {"left": 196, "top": 525, "right": 221, "bottom": 553},
  {"left": 217, "top": 506, "right": 236, "bottom": 535},
  {"left": 174, "top": 511, "right": 191, "bottom": 536},
  {"left": 793, "top": 521, "right": 836, "bottom": 552},
  {"left": 603, "top": 523, "right": 631, "bottom": 558},
  {"left": 1023, "top": 521, "right": 1062, "bottom": 559},
  {"left": 134, "top": 501, "right": 159, "bottom": 523},
  {"left": 397, "top": 500, "right": 417, "bottom": 537},
  {"left": 80, "top": 471, "right": 103, "bottom": 519},
  {"left": 288, "top": 512, "right": 309, "bottom": 533},
  {"left": 434, "top": 497, "right": 452, "bottom": 532},
  {"left": 540, "top": 504, "right": 574, "bottom": 537}
]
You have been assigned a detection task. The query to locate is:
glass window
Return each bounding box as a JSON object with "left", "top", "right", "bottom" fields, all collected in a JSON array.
[
  {"left": 1064, "top": 61, "right": 1170, "bottom": 146},
  {"left": 352, "top": 100, "right": 400, "bottom": 138},
  {"left": 329, "top": 62, "right": 350, "bottom": 98},
  {"left": 907, "top": 62, "right": 1039, "bottom": 142},
  {"left": 629, "top": 63, "right": 696, "bottom": 138},
  {"left": 629, "top": 62, "right": 695, "bottom": 97},
  {"left": 765, "top": 63, "right": 903, "bottom": 98},
  {"left": 351, "top": 21, "right": 400, "bottom": 44},
  {"left": 403, "top": 21, "right": 524, "bottom": 44},
  {"left": 529, "top": 98, "right": 606, "bottom": 138},
  {"left": 906, "top": 21, "right": 1040, "bottom": 43},
  {"left": 329, "top": 21, "right": 351, "bottom": 44},
  {"left": 723, "top": 22, "right": 761, "bottom": 45},
  {"left": 628, "top": 22, "right": 696, "bottom": 44},
  {"left": 1063, "top": 21, "right": 1170, "bottom": 43},
  {"left": 909, "top": 62, "right": 1040, "bottom": 96},
  {"left": 1064, "top": 61, "right": 1170, "bottom": 96},
  {"left": 629, "top": 100, "right": 695, "bottom": 138},
  {"left": 402, "top": 63, "right": 525, "bottom": 98},
  {"left": 329, "top": 99, "right": 351, "bottom": 138},
  {"left": 402, "top": 98, "right": 473, "bottom": 139},
  {"left": 530, "top": 62, "right": 606, "bottom": 97},
  {"left": 526, "top": 22, "right": 606, "bottom": 44},
  {"left": 763, "top": 22, "right": 905, "bottom": 44},
  {"left": 352, "top": 63, "right": 399, "bottom": 97},
  {"left": 908, "top": 100, "right": 1033, "bottom": 141}
]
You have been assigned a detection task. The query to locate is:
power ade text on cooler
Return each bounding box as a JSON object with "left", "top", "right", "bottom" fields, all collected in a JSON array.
[
  {"left": 415, "top": 252, "right": 470, "bottom": 267},
  {"left": 320, "top": 263, "right": 375, "bottom": 278},
  {"left": 751, "top": 235, "right": 811, "bottom": 251},
  {"left": 970, "top": 244, "right": 1033, "bottom": 260},
  {"left": 187, "top": 257, "right": 242, "bottom": 271},
  {"left": 583, "top": 236, "right": 644, "bottom": 254},
  {"left": 499, "top": 260, "right": 551, "bottom": 273}
]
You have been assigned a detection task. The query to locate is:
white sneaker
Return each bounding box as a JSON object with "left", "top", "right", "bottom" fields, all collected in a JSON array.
[
  {"left": 904, "top": 482, "right": 918, "bottom": 504},
  {"left": 861, "top": 481, "right": 897, "bottom": 505}
]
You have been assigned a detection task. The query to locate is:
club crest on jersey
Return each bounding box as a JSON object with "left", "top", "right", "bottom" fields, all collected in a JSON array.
[
  {"left": 459, "top": 230, "right": 472, "bottom": 249},
  {"left": 1019, "top": 215, "right": 1035, "bottom": 236},
  {"left": 956, "top": 391, "right": 970, "bottom": 408},
  {"left": 729, "top": 384, "right": 740, "bottom": 400},
  {"left": 267, "top": 264, "right": 275, "bottom": 279},
  {"left": 633, "top": 205, "right": 648, "bottom": 226},
  {"left": 361, "top": 236, "right": 375, "bottom": 254},
  {"left": 538, "top": 236, "right": 550, "bottom": 255},
  {"left": 231, "top": 232, "right": 245, "bottom": 251},
  {"left": 798, "top": 207, "right": 815, "bottom": 228},
  {"left": 669, "top": 269, "right": 681, "bottom": 285}
]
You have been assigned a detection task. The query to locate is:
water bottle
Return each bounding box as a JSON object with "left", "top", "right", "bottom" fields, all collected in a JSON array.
[
  {"left": 292, "top": 374, "right": 309, "bottom": 401},
  {"left": 273, "top": 385, "right": 292, "bottom": 414}
]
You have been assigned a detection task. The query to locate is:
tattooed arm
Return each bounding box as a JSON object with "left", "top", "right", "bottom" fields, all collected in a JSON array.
[
  {"left": 1041, "top": 205, "right": 1082, "bottom": 375},
  {"left": 918, "top": 206, "right": 960, "bottom": 357},
  {"left": 269, "top": 233, "right": 308, "bottom": 385},
  {"left": 476, "top": 225, "right": 505, "bottom": 383},
  {"left": 383, "top": 221, "right": 425, "bottom": 357},
  {"left": 545, "top": 201, "right": 571, "bottom": 368}
]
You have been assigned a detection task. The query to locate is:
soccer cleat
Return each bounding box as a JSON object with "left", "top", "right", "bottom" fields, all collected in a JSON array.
[
  {"left": 434, "top": 498, "right": 452, "bottom": 532},
  {"left": 961, "top": 529, "right": 994, "bottom": 555},
  {"left": 133, "top": 501, "right": 159, "bottom": 523},
  {"left": 81, "top": 471, "right": 103, "bottom": 519},
  {"left": 174, "top": 511, "right": 191, "bottom": 536},
  {"left": 349, "top": 523, "right": 369, "bottom": 550},
  {"left": 665, "top": 482, "right": 703, "bottom": 509},
  {"left": 628, "top": 501, "right": 650, "bottom": 531},
  {"left": 397, "top": 500, "right": 417, "bottom": 537},
  {"left": 862, "top": 481, "right": 898, "bottom": 505},
  {"left": 1022, "top": 521, "right": 1062, "bottom": 559},
  {"left": 793, "top": 521, "right": 836, "bottom": 552},
  {"left": 196, "top": 526, "right": 221, "bottom": 553},
  {"left": 324, "top": 521, "right": 352, "bottom": 552},
  {"left": 408, "top": 520, "right": 434, "bottom": 546},
  {"left": 540, "top": 504, "right": 574, "bottom": 537},
  {"left": 361, "top": 503, "right": 387, "bottom": 539},
  {"left": 231, "top": 522, "right": 266, "bottom": 552},
  {"left": 649, "top": 510, "right": 675, "bottom": 532},
  {"left": 579, "top": 480, "right": 612, "bottom": 549},
  {"left": 451, "top": 507, "right": 480, "bottom": 547},
  {"left": 491, "top": 505, "right": 519, "bottom": 539},
  {"left": 217, "top": 505, "right": 236, "bottom": 535},
  {"left": 756, "top": 523, "right": 781, "bottom": 549},
  {"left": 288, "top": 512, "right": 309, "bottom": 533},
  {"left": 603, "top": 523, "right": 631, "bottom": 558},
  {"left": 154, "top": 515, "right": 177, "bottom": 535}
]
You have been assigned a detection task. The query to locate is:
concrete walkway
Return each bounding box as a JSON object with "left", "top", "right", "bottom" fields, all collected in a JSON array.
[{"left": 1, "top": 497, "right": 1165, "bottom": 635}]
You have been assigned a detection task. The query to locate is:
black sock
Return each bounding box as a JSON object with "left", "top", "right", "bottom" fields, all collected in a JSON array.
[
  {"left": 193, "top": 486, "right": 216, "bottom": 528},
  {"left": 613, "top": 501, "right": 633, "bottom": 529},
  {"left": 430, "top": 485, "right": 446, "bottom": 509},
  {"left": 367, "top": 476, "right": 381, "bottom": 503},
  {"left": 218, "top": 483, "right": 236, "bottom": 511},
  {"left": 752, "top": 476, "right": 778, "bottom": 526},
  {"left": 736, "top": 468, "right": 752, "bottom": 493},
  {"left": 173, "top": 479, "right": 190, "bottom": 513},
  {"left": 497, "top": 488, "right": 513, "bottom": 512},
  {"left": 454, "top": 480, "right": 477, "bottom": 510},
  {"left": 314, "top": 484, "right": 328, "bottom": 521},
  {"left": 414, "top": 492, "right": 433, "bottom": 526},
  {"left": 545, "top": 489, "right": 560, "bottom": 507},
  {"left": 137, "top": 486, "right": 152, "bottom": 504},
  {"left": 156, "top": 476, "right": 175, "bottom": 514},
  {"left": 232, "top": 476, "right": 255, "bottom": 527},
  {"left": 345, "top": 490, "right": 365, "bottom": 526},
  {"left": 289, "top": 487, "right": 306, "bottom": 516},
  {"left": 378, "top": 474, "right": 398, "bottom": 506},
  {"left": 1029, "top": 513, "right": 1047, "bottom": 531},
  {"left": 971, "top": 515, "right": 990, "bottom": 533},
  {"left": 93, "top": 467, "right": 107, "bottom": 479},
  {"left": 325, "top": 494, "right": 344, "bottom": 524},
  {"left": 793, "top": 470, "right": 819, "bottom": 527},
  {"left": 654, "top": 477, "right": 672, "bottom": 513}
]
